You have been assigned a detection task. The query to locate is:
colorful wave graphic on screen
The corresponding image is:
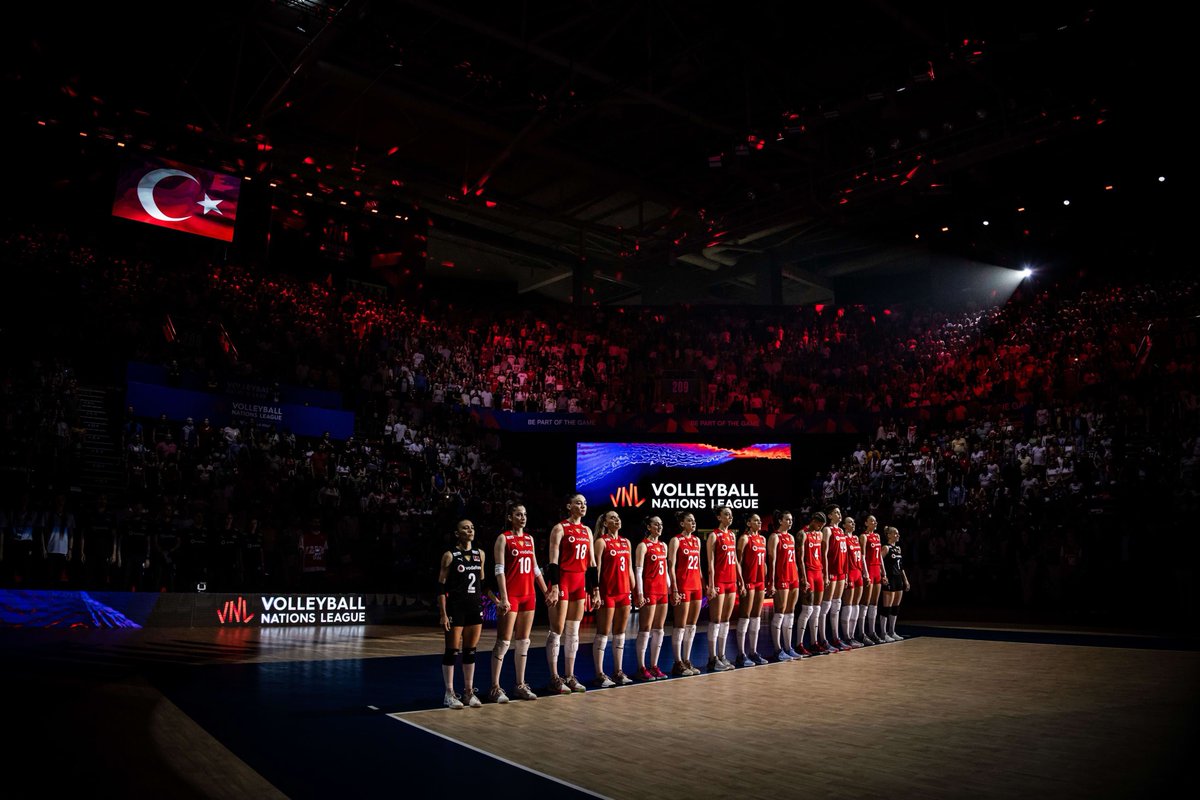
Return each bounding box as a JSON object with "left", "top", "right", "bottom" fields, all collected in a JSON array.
[{"left": 576, "top": 442, "right": 790, "bottom": 491}]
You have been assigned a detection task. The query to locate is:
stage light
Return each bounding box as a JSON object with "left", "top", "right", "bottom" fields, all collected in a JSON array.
[
  {"left": 1158, "top": 176, "right": 1166, "bottom": 182},
  {"left": 982, "top": 220, "right": 989, "bottom": 226},
  {"left": 914, "top": 233, "right": 920, "bottom": 239},
  {"left": 941, "top": 226, "right": 950, "bottom": 232},
  {"left": 1062, "top": 200, "right": 1070, "bottom": 206},
  {"left": 1021, "top": 268, "right": 1033, "bottom": 277}
]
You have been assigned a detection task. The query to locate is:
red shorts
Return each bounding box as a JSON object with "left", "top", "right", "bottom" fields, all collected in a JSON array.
[
  {"left": 828, "top": 574, "right": 847, "bottom": 584},
  {"left": 678, "top": 588, "right": 704, "bottom": 602},
  {"left": 775, "top": 580, "right": 800, "bottom": 590},
  {"left": 714, "top": 582, "right": 739, "bottom": 595},
  {"left": 508, "top": 594, "right": 536, "bottom": 613},
  {"left": 745, "top": 582, "right": 765, "bottom": 592},
  {"left": 806, "top": 571, "right": 824, "bottom": 595},
  {"left": 644, "top": 592, "right": 669, "bottom": 606},
  {"left": 559, "top": 570, "right": 587, "bottom": 601},
  {"left": 867, "top": 565, "right": 882, "bottom": 585},
  {"left": 847, "top": 570, "right": 864, "bottom": 589},
  {"left": 601, "top": 592, "right": 631, "bottom": 608}
]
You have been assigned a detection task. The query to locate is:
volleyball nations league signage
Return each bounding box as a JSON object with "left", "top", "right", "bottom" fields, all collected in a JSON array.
[
  {"left": 216, "top": 594, "right": 368, "bottom": 626},
  {"left": 112, "top": 155, "right": 241, "bottom": 242}
]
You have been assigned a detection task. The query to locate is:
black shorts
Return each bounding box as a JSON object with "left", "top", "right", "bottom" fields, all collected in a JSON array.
[
  {"left": 447, "top": 596, "right": 483, "bottom": 627},
  {"left": 882, "top": 576, "right": 903, "bottom": 592}
]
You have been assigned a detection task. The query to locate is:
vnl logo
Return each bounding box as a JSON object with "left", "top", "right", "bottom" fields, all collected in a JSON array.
[
  {"left": 217, "top": 596, "right": 256, "bottom": 624},
  {"left": 609, "top": 483, "right": 647, "bottom": 508}
]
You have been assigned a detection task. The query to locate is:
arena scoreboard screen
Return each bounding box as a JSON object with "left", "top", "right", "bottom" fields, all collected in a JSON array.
[{"left": 575, "top": 442, "right": 792, "bottom": 516}]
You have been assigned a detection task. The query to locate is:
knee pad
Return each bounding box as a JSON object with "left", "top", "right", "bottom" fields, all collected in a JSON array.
[
  {"left": 493, "top": 639, "right": 511, "bottom": 660},
  {"left": 442, "top": 648, "right": 460, "bottom": 666},
  {"left": 515, "top": 638, "right": 531, "bottom": 656},
  {"left": 462, "top": 647, "right": 477, "bottom": 665}
]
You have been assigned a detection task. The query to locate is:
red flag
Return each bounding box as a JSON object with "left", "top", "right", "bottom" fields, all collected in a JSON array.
[{"left": 112, "top": 155, "right": 241, "bottom": 242}]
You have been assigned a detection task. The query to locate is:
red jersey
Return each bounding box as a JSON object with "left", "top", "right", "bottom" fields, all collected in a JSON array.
[
  {"left": 642, "top": 540, "right": 669, "bottom": 595},
  {"left": 774, "top": 532, "right": 799, "bottom": 583},
  {"left": 711, "top": 528, "right": 739, "bottom": 584},
  {"left": 598, "top": 535, "right": 632, "bottom": 596},
  {"left": 802, "top": 528, "right": 824, "bottom": 572},
  {"left": 828, "top": 525, "right": 849, "bottom": 575},
  {"left": 503, "top": 531, "right": 536, "bottom": 596},
  {"left": 558, "top": 520, "right": 591, "bottom": 572},
  {"left": 741, "top": 533, "right": 767, "bottom": 584},
  {"left": 847, "top": 535, "right": 863, "bottom": 571},
  {"left": 863, "top": 531, "right": 883, "bottom": 567},
  {"left": 674, "top": 534, "right": 702, "bottom": 591}
]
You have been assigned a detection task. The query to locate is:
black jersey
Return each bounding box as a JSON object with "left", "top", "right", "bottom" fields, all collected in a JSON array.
[
  {"left": 884, "top": 543, "right": 904, "bottom": 581},
  {"left": 446, "top": 547, "right": 483, "bottom": 602}
]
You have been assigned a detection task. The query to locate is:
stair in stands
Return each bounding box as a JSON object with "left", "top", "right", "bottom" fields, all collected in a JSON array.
[{"left": 77, "top": 386, "right": 125, "bottom": 496}]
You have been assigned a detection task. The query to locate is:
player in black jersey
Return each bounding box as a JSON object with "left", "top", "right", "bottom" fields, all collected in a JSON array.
[
  {"left": 437, "top": 519, "right": 489, "bottom": 709},
  {"left": 879, "top": 526, "right": 910, "bottom": 642}
]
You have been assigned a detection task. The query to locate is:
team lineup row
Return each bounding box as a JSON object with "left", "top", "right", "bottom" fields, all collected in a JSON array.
[{"left": 435, "top": 494, "right": 911, "bottom": 708}]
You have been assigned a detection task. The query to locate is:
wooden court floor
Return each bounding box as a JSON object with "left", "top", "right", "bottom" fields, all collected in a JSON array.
[{"left": 2, "top": 622, "right": 1196, "bottom": 799}]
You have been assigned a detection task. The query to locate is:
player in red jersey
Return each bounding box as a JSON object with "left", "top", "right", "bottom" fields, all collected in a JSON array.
[
  {"left": 860, "top": 515, "right": 884, "bottom": 644},
  {"left": 799, "top": 511, "right": 828, "bottom": 654},
  {"left": 545, "top": 494, "right": 600, "bottom": 694},
  {"left": 489, "top": 502, "right": 551, "bottom": 703},
  {"left": 734, "top": 513, "right": 769, "bottom": 667},
  {"left": 840, "top": 517, "right": 865, "bottom": 647},
  {"left": 766, "top": 510, "right": 804, "bottom": 660},
  {"left": 593, "top": 510, "right": 634, "bottom": 687},
  {"left": 822, "top": 506, "right": 851, "bottom": 651},
  {"left": 633, "top": 515, "right": 673, "bottom": 681},
  {"left": 706, "top": 505, "right": 744, "bottom": 672},
  {"left": 668, "top": 512, "right": 704, "bottom": 676}
]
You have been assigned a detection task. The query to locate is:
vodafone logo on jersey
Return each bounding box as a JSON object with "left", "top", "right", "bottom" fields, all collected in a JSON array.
[{"left": 112, "top": 155, "right": 241, "bottom": 242}]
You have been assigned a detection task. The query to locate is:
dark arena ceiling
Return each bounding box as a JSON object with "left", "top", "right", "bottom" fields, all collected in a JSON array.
[{"left": 6, "top": 1, "right": 1185, "bottom": 305}]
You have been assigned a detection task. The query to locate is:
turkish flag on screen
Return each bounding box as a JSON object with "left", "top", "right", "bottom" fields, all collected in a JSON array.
[{"left": 112, "top": 155, "right": 240, "bottom": 242}]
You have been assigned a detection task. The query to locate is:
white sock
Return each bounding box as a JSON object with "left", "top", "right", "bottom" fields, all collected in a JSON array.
[
  {"left": 747, "top": 617, "right": 761, "bottom": 657},
  {"left": 839, "top": 603, "right": 853, "bottom": 641},
  {"left": 636, "top": 631, "right": 650, "bottom": 668},
  {"left": 612, "top": 633, "right": 626, "bottom": 675},
  {"left": 593, "top": 633, "right": 609, "bottom": 675},
  {"left": 492, "top": 639, "right": 511, "bottom": 685},
  {"left": 718, "top": 621, "right": 730, "bottom": 661},
  {"left": 856, "top": 605, "right": 868, "bottom": 639},
  {"left": 708, "top": 621, "right": 719, "bottom": 658},
  {"left": 796, "top": 606, "right": 813, "bottom": 647},
  {"left": 672, "top": 624, "right": 684, "bottom": 663},
  {"left": 829, "top": 599, "right": 842, "bottom": 641},
  {"left": 442, "top": 663, "right": 454, "bottom": 693},
  {"left": 819, "top": 600, "right": 832, "bottom": 642},
  {"left": 866, "top": 606, "right": 879, "bottom": 638},
  {"left": 684, "top": 624, "right": 697, "bottom": 663},
  {"left": 736, "top": 618, "right": 750, "bottom": 655},
  {"left": 545, "top": 631, "right": 560, "bottom": 674},
  {"left": 781, "top": 614, "right": 794, "bottom": 652},
  {"left": 564, "top": 620, "right": 581, "bottom": 674},
  {"left": 650, "top": 629, "right": 664, "bottom": 669},
  {"left": 888, "top": 609, "right": 899, "bottom": 636},
  {"left": 514, "top": 639, "right": 530, "bottom": 685},
  {"left": 810, "top": 604, "right": 823, "bottom": 645},
  {"left": 771, "top": 614, "right": 784, "bottom": 651}
]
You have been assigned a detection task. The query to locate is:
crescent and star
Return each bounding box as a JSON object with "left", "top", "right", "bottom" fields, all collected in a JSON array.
[{"left": 136, "top": 169, "right": 225, "bottom": 221}]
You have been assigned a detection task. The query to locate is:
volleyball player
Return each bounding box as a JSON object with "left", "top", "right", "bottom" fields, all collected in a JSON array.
[
  {"left": 593, "top": 510, "right": 634, "bottom": 687},
  {"left": 490, "top": 502, "right": 550, "bottom": 703},
  {"left": 860, "top": 515, "right": 885, "bottom": 644},
  {"left": 799, "top": 511, "right": 829, "bottom": 654},
  {"left": 840, "top": 516, "right": 865, "bottom": 647},
  {"left": 734, "top": 513, "right": 769, "bottom": 666},
  {"left": 668, "top": 512, "right": 703, "bottom": 676},
  {"left": 822, "top": 506, "right": 851, "bottom": 651},
  {"left": 705, "top": 505, "right": 743, "bottom": 672},
  {"left": 633, "top": 515, "right": 672, "bottom": 681},
  {"left": 545, "top": 494, "right": 599, "bottom": 694},
  {"left": 766, "top": 510, "right": 803, "bottom": 660},
  {"left": 880, "top": 525, "right": 910, "bottom": 642},
  {"left": 437, "top": 519, "right": 486, "bottom": 709}
]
